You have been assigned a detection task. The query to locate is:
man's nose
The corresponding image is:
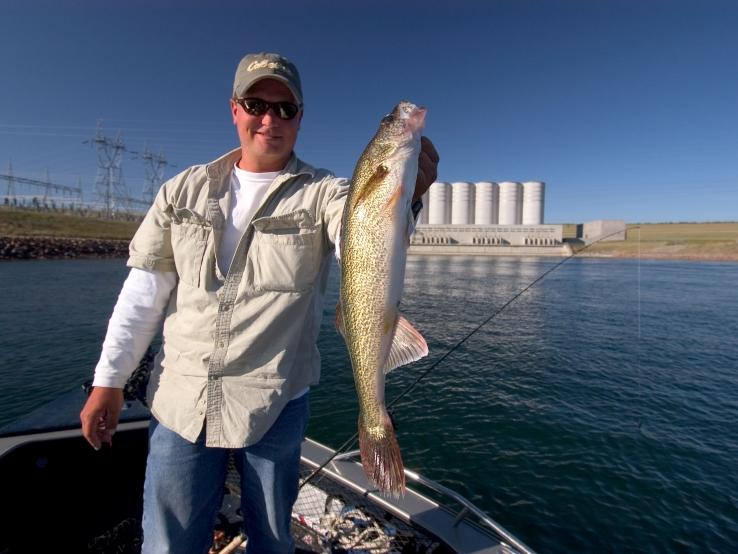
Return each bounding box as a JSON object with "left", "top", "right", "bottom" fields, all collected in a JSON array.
[{"left": 261, "top": 108, "right": 277, "bottom": 124}]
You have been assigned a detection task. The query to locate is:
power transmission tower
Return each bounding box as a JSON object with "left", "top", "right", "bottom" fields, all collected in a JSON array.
[
  {"left": 5, "top": 161, "right": 15, "bottom": 200},
  {"left": 76, "top": 176, "right": 84, "bottom": 207},
  {"left": 90, "top": 121, "right": 131, "bottom": 217},
  {"left": 43, "top": 169, "right": 52, "bottom": 205},
  {"left": 141, "top": 143, "right": 172, "bottom": 204}
]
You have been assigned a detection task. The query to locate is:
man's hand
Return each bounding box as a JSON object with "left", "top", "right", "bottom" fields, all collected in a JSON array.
[
  {"left": 414, "top": 136, "right": 440, "bottom": 202},
  {"left": 80, "top": 387, "right": 124, "bottom": 450}
]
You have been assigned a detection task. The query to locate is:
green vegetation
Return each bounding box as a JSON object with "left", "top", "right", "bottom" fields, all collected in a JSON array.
[{"left": 0, "top": 208, "right": 140, "bottom": 240}]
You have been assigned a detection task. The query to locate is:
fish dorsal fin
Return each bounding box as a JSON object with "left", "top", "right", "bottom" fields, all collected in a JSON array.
[
  {"left": 354, "top": 163, "right": 389, "bottom": 208},
  {"left": 383, "top": 314, "right": 429, "bottom": 374}
]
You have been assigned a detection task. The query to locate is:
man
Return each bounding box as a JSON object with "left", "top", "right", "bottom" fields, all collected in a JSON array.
[{"left": 80, "top": 52, "right": 438, "bottom": 553}]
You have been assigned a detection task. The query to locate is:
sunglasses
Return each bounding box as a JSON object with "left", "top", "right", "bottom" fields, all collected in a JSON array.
[{"left": 235, "top": 97, "right": 301, "bottom": 120}]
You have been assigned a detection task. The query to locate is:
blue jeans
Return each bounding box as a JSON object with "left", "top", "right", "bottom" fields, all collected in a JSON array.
[{"left": 141, "top": 394, "right": 310, "bottom": 554}]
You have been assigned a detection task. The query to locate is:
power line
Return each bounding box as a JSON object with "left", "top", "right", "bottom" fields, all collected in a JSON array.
[{"left": 0, "top": 169, "right": 83, "bottom": 203}]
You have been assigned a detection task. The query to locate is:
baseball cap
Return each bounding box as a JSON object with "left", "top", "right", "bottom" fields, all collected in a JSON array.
[{"left": 232, "top": 52, "right": 303, "bottom": 106}]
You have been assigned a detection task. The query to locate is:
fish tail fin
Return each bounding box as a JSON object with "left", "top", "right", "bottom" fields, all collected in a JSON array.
[{"left": 358, "top": 412, "right": 406, "bottom": 495}]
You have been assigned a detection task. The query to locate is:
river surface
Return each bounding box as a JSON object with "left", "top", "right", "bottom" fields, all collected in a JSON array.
[{"left": 1, "top": 256, "right": 736, "bottom": 552}]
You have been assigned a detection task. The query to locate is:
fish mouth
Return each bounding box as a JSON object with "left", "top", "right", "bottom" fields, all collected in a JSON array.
[
  {"left": 406, "top": 106, "right": 426, "bottom": 133},
  {"left": 395, "top": 101, "right": 426, "bottom": 133}
]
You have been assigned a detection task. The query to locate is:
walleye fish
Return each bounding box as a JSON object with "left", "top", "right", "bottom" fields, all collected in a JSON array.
[{"left": 338, "top": 101, "right": 429, "bottom": 494}]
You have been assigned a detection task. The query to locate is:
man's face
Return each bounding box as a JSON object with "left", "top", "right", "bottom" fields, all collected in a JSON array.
[{"left": 231, "top": 79, "right": 302, "bottom": 172}]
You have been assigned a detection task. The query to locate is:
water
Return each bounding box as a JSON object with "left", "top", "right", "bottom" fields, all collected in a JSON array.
[{"left": 1, "top": 256, "right": 737, "bottom": 552}]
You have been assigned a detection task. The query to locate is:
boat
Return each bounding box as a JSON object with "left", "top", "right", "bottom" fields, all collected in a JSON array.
[{"left": 0, "top": 359, "right": 535, "bottom": 554}]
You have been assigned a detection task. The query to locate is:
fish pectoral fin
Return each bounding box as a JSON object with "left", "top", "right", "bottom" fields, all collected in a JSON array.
[
  {"left": 354, "top": 164, "right": 389, "bottom": 208},
  {"left": 335, "top": 302, "right": 346, "bottom": 339},
  {"left": 381, "top": 181, "right": 405, "bottom": 216},
  {"left": 382, "top": 314, "right": 429, "bottom": 374}
]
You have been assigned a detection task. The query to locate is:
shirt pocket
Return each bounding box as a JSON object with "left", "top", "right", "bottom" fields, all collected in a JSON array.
[
  {"left": 169, "top": 207, "right": 211, "bottom": 288},
  {"left": 248, "top": 209, "right": 320, "bottom": 293}
]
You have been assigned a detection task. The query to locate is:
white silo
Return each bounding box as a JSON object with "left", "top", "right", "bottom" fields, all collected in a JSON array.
[
  {"left": 418, "top": 189, "right": 430, "bottom": 224},
  {"left": 474, "top": 181, "right": 498, "bottom": 225},
  {"left": 522, "top": 181, "right": 545, "bottom": 224},
  {"left": 498, "top": 181, "right": 521, "bottom": 225},
  {"left": 428, "top": 182, "right": 450, "bottom": 225},
  {"left": 451, "top": 182, "right": 474, "bottom": 224}
]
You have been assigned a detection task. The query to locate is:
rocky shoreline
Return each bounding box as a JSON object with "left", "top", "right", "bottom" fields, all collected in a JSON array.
[{"left": 0, "top": 235, "right": 129, "bottom": 260}]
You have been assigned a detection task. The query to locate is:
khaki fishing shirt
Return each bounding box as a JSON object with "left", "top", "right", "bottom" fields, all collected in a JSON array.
[{"left": 128, "top": 148, "right": 348, "bottom": 447}]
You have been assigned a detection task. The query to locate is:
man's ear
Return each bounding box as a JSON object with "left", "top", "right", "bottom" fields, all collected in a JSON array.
[{"left": 230, "top": 99, "right": 239, "bottom": 124}]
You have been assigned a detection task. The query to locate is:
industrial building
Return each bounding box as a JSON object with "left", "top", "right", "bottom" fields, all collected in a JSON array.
[
  {"left": 421, "top": 180, "right": 545, "bottom": 226},
  {"left": 410, "top": 180, "right": 569, "bottom": 255}
]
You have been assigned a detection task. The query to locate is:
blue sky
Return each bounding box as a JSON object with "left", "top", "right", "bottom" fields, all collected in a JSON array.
[{"left": 1, "top": 0, "right": 737, "bottom": 223}]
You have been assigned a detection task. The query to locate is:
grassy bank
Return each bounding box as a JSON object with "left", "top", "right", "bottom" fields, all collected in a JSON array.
[
  {"left": 0, "top": 208, "right": 140, "bottom": 240},
  {"left": 576, "top": 222, "right": 738, "bottom": 262}
]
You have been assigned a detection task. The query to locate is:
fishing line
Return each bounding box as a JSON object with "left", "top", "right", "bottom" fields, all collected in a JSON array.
[
  {"left": 637, "top": 226, "right": 643, "bottom": 430},
  {"left": 301, "top": 226, "right": 638, "bottom": 489}
]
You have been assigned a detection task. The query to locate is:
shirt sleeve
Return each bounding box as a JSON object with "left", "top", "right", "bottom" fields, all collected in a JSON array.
[
  {"left": 127, "top": 172, "right": 182, "bottom": 272},
  {"left": 318, "top": 176, "right": 349, "bottom": 260},
  {"left": 92, "top": 268, "right": 177, "bottom": 388}
]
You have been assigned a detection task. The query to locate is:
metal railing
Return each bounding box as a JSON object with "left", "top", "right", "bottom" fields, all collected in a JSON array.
[{"left": 332, "top": 449, "right": 536, "bottom": 554}]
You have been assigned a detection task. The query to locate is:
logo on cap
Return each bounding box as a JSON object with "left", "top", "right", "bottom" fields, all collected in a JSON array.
[{"left": 247, "top": 60, "right": 294, "bottom": 77}]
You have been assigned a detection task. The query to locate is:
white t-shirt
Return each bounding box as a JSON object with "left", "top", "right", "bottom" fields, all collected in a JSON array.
[{"left": 218, "top": 166, "right": 277, "bottom": 275}]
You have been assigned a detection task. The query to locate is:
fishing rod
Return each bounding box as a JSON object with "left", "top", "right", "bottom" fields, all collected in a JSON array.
[{"left": 300, "top": 226, "right": 640, "bottom": 489}]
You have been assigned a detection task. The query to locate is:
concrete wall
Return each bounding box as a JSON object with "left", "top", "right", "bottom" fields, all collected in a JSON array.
[
  {"left": 582, "top": 220, "right": 626, "bottom": 243},
  {"left": 412, "top": 224, "right": 564, "bottom": 247}
]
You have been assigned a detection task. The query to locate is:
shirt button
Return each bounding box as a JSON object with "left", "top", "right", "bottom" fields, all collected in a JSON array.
[
  {"left": 217, "top": 341, "right": 225, "bottom": 348},
  {"left": 209, "top": 374, "right": 220, "bottom": 381}
]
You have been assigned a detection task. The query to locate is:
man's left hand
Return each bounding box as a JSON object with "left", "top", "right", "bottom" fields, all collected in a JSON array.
[{"left": 414, "top": 137, "right": 440, "bottom": 202}]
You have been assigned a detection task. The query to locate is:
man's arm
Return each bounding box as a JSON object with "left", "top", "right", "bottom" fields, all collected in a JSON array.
[{"left": 80, "top": 268, "right": 176, "bottom": 449}]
